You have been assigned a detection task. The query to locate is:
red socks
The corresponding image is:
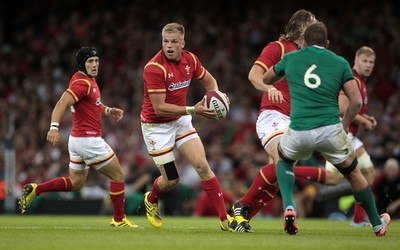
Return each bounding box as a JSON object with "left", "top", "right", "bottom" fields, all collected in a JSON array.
[
  {"left": 241, "top": 164, "right": 277, "bottom": 205},
  {"left": 294, "top": 167, "right": 326, "bottom": 184},
  {"left": 238, "top": 163, "right": 327, "bottom": 219},
  {"left": 109, "top": 181, "right": 125, "bottom": 222},
  {"left": 36, "top": 177, "right": 72, "bottom": 195},
  {"left": 147, "top": 177, "right": 163, "bottom": 204},
  {"left": 201, "top": 176, "right": 228, "bottom": 221},
  {"left": 353, "top": 202, "right": 366, "bottom": 223},
  {"left": 240, "top": 164, "right": 279, "bottom": 219},
  {"left": 247, "top": 185, "right": 279, "bottom": 219},
  {"left": 259, "top": 163, "right": 277, "bottom": 184},
  {"left": 35, "top": 177, "right": 127, "bottom": 222},
  {"left": 251, "top": 163, "right": 327, "bottom": 185}
]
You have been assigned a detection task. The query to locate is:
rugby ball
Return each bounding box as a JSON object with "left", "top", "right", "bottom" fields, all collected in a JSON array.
[{"left": 204, "top": 90, "right": 229, "bottom": 120}]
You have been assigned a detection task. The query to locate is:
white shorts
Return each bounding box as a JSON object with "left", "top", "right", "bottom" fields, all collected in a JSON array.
[
  {"left": 141, "top": 115, "right": 199, "bottom": 165},
  {"left": 280, "top": 123, "right": 353, "bottom": 165},
  {"left": 256, "top": 110, "right": 289, "bottom": 148},
  {"left": 348, "top": 132, "right": 363, "bottom": 151},
  {"left": 68, "top": 136, "right": 115, "bottom": 170},
  {"left": 325, "top": 132, "right": 372, "bottom": 171}
]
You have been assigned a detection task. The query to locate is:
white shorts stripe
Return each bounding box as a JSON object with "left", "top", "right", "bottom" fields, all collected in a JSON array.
[
  {"left": 68, "top": 136, "right": 115, "bottom": 170},
  {"left": 141, "top": 115, "right": 199, "bottom": 165},
  {"left": 256, "top": 110, "right": 290, "bottom": 148}
]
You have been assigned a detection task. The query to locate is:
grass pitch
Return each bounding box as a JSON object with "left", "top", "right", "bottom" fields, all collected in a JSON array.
[{"left": 0, "top": 215, "right": 398, "bottom": 250}]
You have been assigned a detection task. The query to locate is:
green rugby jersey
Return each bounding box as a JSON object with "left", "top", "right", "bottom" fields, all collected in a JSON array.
[{"left": 273, "top": 46, "right": 354, "bottom": 130}]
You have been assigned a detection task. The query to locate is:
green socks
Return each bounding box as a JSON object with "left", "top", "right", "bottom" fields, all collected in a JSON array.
[
  {"left": 353, "top": 186, "right": 381, "bottom": 227},
  {"left": 276, "top": 160, "right": 295, "bottom": 210}
]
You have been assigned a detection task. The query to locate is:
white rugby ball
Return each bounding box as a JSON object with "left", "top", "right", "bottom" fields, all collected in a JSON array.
[{"left": 204, "top": 90, "right": 229, "bottom": 120}]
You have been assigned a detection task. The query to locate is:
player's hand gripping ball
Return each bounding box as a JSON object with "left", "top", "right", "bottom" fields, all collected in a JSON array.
[{"left": 203, "top": 90, "right": 230, "bottom": 120}]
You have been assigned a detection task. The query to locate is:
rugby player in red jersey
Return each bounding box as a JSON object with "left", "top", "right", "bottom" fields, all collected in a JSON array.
[
  {"left": 141, "top": 23, "right": 232, "bottom": 230},
  {"left": 18, "top": 47, "right": 136, "bottom": 227}
]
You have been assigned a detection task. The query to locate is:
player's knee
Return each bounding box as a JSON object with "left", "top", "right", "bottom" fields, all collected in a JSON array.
[
  {"left": 113, "top": 166, "right": 125, "bottom": 181},
  {"left": 335, "top": 158, "right": 358, "bottom": 176},
  {"left": 164, "top": 161, "right": 179, "bottom": 182},
  {"left": 361, "top": 167, "right": 375, "bottom": 184},
  {"left": 100, "top": 164, "right": 125, "bottom": 182},
  {"left": 326, "top": 171, "right": 343, "bottom": 185},
  {"left": 71, "top": 179, "right": 85, "bottom": 191},
  {"left": 192, "top": 160, "right": 210, "bottom": 176},
  {"left": 110, "top": 172, "right": 125, "bottom": 183}
]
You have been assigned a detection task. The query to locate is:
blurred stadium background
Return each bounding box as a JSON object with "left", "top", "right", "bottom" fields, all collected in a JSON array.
[{"left": 1, "top": 0, "right": 399, "bottom": 220}]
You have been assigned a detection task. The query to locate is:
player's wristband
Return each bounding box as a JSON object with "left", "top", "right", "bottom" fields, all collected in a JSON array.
[
  {"left": 105, "top": 107, "right": 111, "bottom": 116},
  {"left": 268, "top": 87, "right": 277, "bottom": 93},
  {"left": 185, "top": 106, "right": 196, "bottom": 115},
  {"left": 50, "top": 122, "right": 59, "bottom": 131}
]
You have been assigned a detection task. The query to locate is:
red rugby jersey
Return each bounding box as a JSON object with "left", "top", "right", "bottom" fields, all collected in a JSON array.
[
  {"left": 254, "top": 40, "right": 298, "bottom": 117},
  {"left": 66, "top": 71, "right": 103, "bottom": 137},
  {"left": 141, "top": 50, "right": 205, "bottom": 123},
  {"left": 348, "top": 69, "right": 368, "bottom": 135}
]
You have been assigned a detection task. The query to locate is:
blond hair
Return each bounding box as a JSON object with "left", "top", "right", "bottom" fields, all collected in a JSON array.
[
  {"left": 279, "top": 9, "right": 315, "bottom": 41},
  {"left": 162, "top": 23, "right": 185, "bottom": 38},
  {"left": 356, "top": 46, "right": 375, "bottom": 58}
]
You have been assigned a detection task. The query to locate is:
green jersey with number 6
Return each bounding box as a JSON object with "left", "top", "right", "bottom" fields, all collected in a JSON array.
[{"left": 273, "top": 46, "right": 354, "bottom": 131}]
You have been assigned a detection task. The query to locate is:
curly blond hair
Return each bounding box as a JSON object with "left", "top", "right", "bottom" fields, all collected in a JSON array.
[{"left": 279, "top": 9, "right": 316, "bottom": 42}]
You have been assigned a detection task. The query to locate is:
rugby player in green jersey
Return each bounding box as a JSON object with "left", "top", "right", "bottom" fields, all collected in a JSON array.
[{"left": 263, "top": 22, "right": 390, "bottom": 236}]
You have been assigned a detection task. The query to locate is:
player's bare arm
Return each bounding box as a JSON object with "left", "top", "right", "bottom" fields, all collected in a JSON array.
[
  {"left": 250, "top": 65, "right": 284, "bottom": 103},
  {"left": 364, "top": 114, "right": 377, "bottom": 129},
  {"left": 338, "top": 92, "right": 349, "bottom": 117},
  {"left": 47, "top": 91, "right": 76, "bottom": 146},
  {"left": 200, "top": 71, "right": 230, "bottom": 106},
  {"left": 103, "top": 106, "right": 124, "bottom": 122},
  {"left": 262, "top": 66, "right": 284, "bottom": 86},
  {"left": 354, "top": 114, "right": 375, "bottom": 132},
  {"left": 199, "top": 70, "right": 218, "bottom": 91},
  {"left": 341, "top": 79, "right": 362, "bottom": 129},
  {"left": 149, "top": 92, "right": 214, "bottom": 118},
  {"left": 339, "top": 92, "right": 375, "bottom": 131},
  {"left": 149, "top": 92, "right": 186, "bottom": 117},
  {"left": 198, "top": 70, "right": 227, "bottom": 118},
  {"left": 249, "top": 64, "right": 269, "bottom": 92},
  {"left": 259, "top": 65, "right": 285, "bottom": 103}
]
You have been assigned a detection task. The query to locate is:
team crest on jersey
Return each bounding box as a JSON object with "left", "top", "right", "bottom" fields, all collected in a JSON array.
[
  {"left": 149, "top": 139, "right": 156, "bottom": 150},
  {"left": 185, "top": 65, "right": 190, "bottom": 75},
  {"left": 168, "top": 73, "right": 174, "bottom": 78},
  {"left": 93, "top": 88, "right": 97, "bottom": 93},
  {"left": 168, "top": 79, "right": 191, "bottom": 91},
  {"left": 96, "top": 97, "right": 102, "bottom": 106}
]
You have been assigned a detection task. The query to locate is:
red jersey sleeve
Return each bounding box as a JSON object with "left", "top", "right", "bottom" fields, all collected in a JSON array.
[
  {"left": 143, "top": 63, "right": 167, "bottom": 95},
  {"left": 67, "top": 78, "right": 92, "bottom": 101},
  {"left": 255, "top": 42, "right": 284, "bottom": 72}
]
